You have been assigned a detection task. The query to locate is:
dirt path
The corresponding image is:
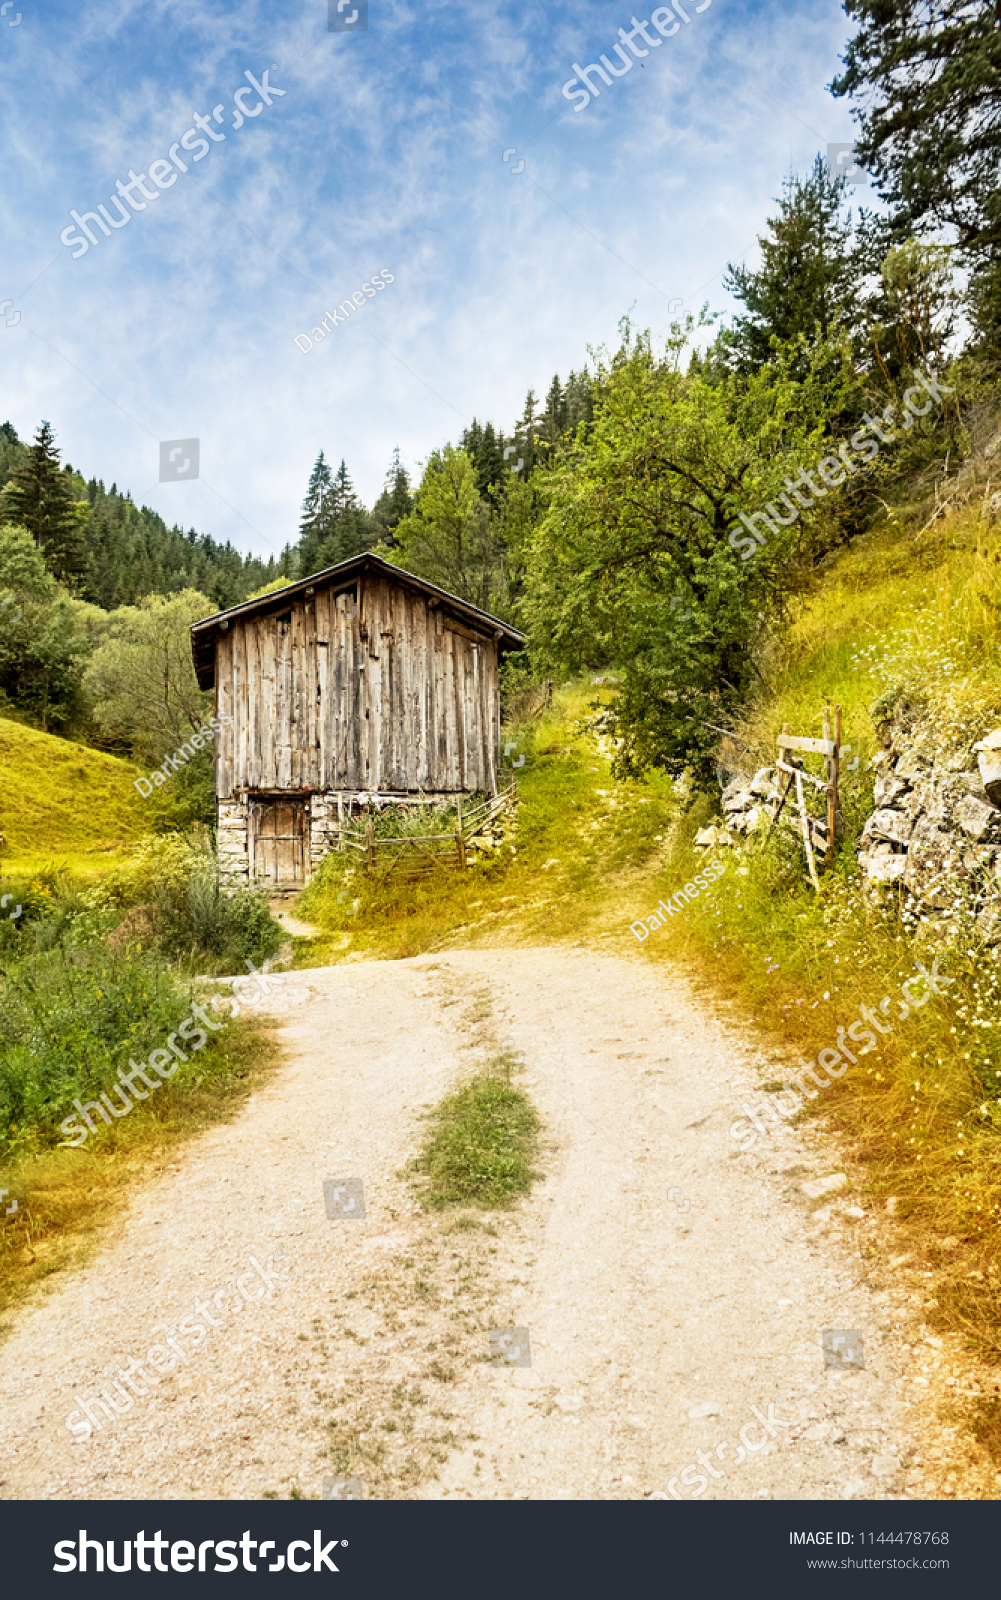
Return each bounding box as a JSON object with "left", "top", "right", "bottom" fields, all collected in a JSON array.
[{"left": 0, "top": 949, "right": 991, "bottom": 1501}]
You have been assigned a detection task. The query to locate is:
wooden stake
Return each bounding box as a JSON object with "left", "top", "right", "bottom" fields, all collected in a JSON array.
[
  {"left": 795, "top": 768, "right": 821, "bottom": 892},
  {"left": 822, "top": 704, "right": 833, "bottom": 871},
  {"left": 762, "top": 722, "right": 794, "bottom": 848},
  {"left": 830, "top": 703, "right": 842, "bottom": 868}
]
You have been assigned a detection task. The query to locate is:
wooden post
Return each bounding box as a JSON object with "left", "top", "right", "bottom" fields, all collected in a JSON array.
[
  {"left": 762, "top": 723, "right": 794, "bottom": 848},
  {"left": 795, "top": 768, "right": 822, "bottom": 892},
  {"left": 822, "top": 705, "right": 833, "bottom": 871},
  {"left": 823, "top": 703, "right": 841, "bottom": 871},
  {"left": 455, "top": 792, "right": 466, "bottom": 869},
  {"left": 365, "top": 813, "right": 375, "bottom": 876},
  {"left": 831, "top": 703, "right": 843, "bottom": 862}
]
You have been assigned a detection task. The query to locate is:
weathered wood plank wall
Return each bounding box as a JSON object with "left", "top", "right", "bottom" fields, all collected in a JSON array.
[{"left": 214, "top": 573, "right": 500, "bottom": 799}]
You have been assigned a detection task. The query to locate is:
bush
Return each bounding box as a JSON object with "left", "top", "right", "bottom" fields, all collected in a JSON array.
[
  {"left": 86, "top": 831, "right": 282, "bottom": 971},
  {"left": 0, "top": 943, "right": 191, "bottom": 1159}
]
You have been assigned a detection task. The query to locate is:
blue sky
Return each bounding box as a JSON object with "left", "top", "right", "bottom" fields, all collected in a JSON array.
[{"left": 1, "top": 0, "right": 868, "bottom": 566}]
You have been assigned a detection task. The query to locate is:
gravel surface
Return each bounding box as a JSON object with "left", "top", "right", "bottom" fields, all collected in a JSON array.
[{"left": 0, "top": 948, "right": 994, "bottom": 1501}]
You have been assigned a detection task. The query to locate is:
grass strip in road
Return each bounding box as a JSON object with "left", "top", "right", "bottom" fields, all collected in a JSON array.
[{"left": 411, "top": 1053, "right": 541, "bottom": 1211}]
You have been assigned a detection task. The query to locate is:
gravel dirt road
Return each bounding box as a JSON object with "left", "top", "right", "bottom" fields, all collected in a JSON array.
[{"left": 0, "top": 948, "right": 992, "bottom": 1501}]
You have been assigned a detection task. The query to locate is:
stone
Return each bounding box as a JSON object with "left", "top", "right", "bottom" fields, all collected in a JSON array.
[
  {"left": 955, "top": 792, "right": 999, "bottom": 841},
  {"left": 695, "top": 826, "right": 732, "bottom": 848},
  {"left": 800, "top": 1173, "right": 848, "bottom": 1200},
  {"left": 976, "top": 905, "right": 1001, "bottom": 945},
  {"left": 749, "top": 767, "right": 775, "bottom": 799},
  {"left": 895, "top": 750, "right": 932, "bottom": 781},
  {"left": 687, "top": 1402, "right": 720, "bottom": 1419},
  {"left": 723, "top": 789, "right": 753, "bottom": 813},
  {"left": 861, "top": 850, "right": 906, "bottom": 883},
  {"left": 721, "top": 775, "right": 751, "bottom": 804},
  {"left": 862, "top": 808, "right": 914, "bottom": 847},
  {"left": 873, "top": 771, "right": 911, "bottom": 808},
  {"left": 904, "top": 781, "right": 952, "bottom": 824},
  {"left": 903, "top": 817, "right": 969, "bottom": 904}
]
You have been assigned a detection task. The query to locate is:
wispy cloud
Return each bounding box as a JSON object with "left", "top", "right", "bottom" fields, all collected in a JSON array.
[{"left": 2, "top": 0, "right": 868, "bottom": 559}]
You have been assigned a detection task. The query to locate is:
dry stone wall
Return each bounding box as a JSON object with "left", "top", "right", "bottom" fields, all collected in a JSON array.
[
  {"left": 698, "top": 701, "right": 1001, "bottom": 945},
  {"left": 857, "top": 704, "right": 1001, "bottom": 939}
]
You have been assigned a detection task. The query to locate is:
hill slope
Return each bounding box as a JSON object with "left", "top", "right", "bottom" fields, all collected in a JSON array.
[{"left": 0, "top": 716, "right": 147, "bottom": 877}]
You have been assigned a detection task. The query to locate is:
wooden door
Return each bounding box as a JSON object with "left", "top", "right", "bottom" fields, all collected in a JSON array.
[{"left": 249, "top": 797, "right": 308, "bottom": 885}]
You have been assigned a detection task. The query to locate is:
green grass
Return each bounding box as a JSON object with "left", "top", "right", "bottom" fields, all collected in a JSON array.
[
  {"left": 0, "top": 715, "right": 147, "bottom": 880},
  {"left": 410, "top": 1053, "right": 541, "bottom": 1210},
  {"left": 0, "top": 1017, "right": 283, "bottom": 1329}
]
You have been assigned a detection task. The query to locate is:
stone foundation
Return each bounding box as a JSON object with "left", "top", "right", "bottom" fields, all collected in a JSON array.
[
  {"left": 216, "top": 790, "right": 467, "bottom": 887},
  {"left": 217, "top": 798, "right": 250, "bottom": 888}
]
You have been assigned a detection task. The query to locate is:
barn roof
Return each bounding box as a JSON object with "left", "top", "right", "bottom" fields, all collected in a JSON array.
[{"left": 189, "top": 552, "right": 528, "bottom": 690}]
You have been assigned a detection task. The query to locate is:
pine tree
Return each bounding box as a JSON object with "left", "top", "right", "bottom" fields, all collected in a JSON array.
[
  {"left": 564, "top": 370, "right": 594, "bottom": 438},
  {"left": 297, "top": 451, "right": 333, "bottom": 577},
  {"left": 0, "top": 420, "right": 89, "bottom": 588},
  {"left": 832, "top": 2, "right": 1001, "bottom": 276},
  {"left": 370, "top": 447, "right": 414, "bottom": 546},
  {"left": 541, "top": 375, "right": 565, "bottom": 449},
  {"left": 514, "top": 389, "right": 541, "bottom": 475},
  {"left": 721, "top": 156, "right": 864, "bottom": 372}
]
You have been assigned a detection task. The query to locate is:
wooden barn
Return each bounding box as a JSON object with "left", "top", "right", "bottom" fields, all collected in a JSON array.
[{"left": 189, "top": 552, "right": 526, "bottom": 887}]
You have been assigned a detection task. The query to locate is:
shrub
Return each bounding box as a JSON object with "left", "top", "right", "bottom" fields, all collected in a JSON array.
[
  {"left": 86, "top": 831, "right": 282, "bottom": 971},
  {"left": 0, "top": 942, "right": 190, "bottom": 1159}
]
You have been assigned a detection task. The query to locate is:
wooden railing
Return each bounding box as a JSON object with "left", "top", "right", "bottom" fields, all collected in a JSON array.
[{"left": 341, "top": 780, "right": 519, "bottom": 879}]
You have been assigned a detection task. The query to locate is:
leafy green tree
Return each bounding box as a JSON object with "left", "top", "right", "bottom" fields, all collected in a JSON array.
[
  {"left": 0, "top": 422, "right": 22, "bottom": 495},
  {"left": 0, "top": 523, "right": 106, "bottom": 730},
  {"left": 387, "top": 444, "right": 506, "bottom": 613},
  {"left": 82, "top": 589, "right": 216, "bottom": 764},
  {"left": 524, "top": 325, "right": 862, "bottom": 779},
  {"left": 866, "top": 239, "right": 961, "bottom": 383},
  {"left": 831, "top": 0, "right": 1001, "bottom": 346},
  {"left": 0, "top": 421, "right": 89, "bottom": 587},
  {"left": 721, "top": 156, "right": 865, "bottom": 372}
]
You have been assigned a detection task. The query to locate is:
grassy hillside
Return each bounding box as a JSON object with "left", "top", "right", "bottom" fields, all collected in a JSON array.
[{"left": 0, "top": 715, "right": 147, "bottom": 879}]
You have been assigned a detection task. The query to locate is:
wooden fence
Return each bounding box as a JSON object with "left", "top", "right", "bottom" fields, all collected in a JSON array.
[
  {"left": 764, "top": 704, "right": 858, "bottom": 889},
  {"left": 340, "top": 779, "right": 519, "bottom": 881}
]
